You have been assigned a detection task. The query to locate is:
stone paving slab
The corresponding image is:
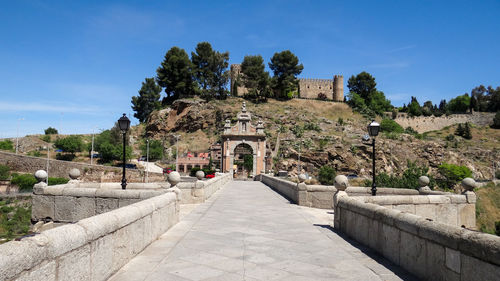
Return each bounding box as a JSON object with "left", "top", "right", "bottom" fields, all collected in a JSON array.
[{"left": 108, "top": 181, "right": 417, "bottom": 281}]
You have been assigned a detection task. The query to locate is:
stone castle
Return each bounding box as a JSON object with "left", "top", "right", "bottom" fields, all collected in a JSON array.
[{"left": 230, "top": 64, "right": 344, "bottom": 101}]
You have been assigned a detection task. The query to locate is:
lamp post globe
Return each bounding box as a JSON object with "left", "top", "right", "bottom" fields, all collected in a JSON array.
[
  {"left": 118, "top": 114, "right": 130, "bottom": 190},
  {"left": 367, "top": 120, "right": 380, "bottom": 196}
]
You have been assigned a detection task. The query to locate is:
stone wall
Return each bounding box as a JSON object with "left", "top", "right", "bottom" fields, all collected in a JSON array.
[
  {"left": 258, "top": 175, "right": 418, "bottom": 209},
  {"left": 334, "top": 194, "right": 499, "bottom": 280},
  {"left": 0, "top": 191, "right": 179, "bottom": 281},
  {"left": 394, "top": 112, "right": 495, "bottom": 133},
  {"left": 177, "top": 173, "right": 233, "bottom": 204},
  {"left": 0, "top": 151, "right": 165, "bottom": 183},
  {"left": 298, "top": 78, "right": 334, "bottom": 100},
  {"left": 31, "top": 184, "right": 170, "bottom": 223}
]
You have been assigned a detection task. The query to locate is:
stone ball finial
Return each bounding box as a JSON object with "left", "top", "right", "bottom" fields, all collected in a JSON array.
[
  {"left": 298, "top": 174, "right": 306, "bottom": 183},
  {"left": 334, "top": 175, "right": 349, "bottom": 191},
  {"left": 418, "top": 176, "right": 430, "bottom": 187},
  {"left": 168, "top": 171, "right": 181, "bottom": 187},
  {"left": 34, "top": 170, "right": 48, "bottom": 182},
  {"left": 69, "top": 168, "right": 81, "bottom": 180},
  {"left": 196, "top": 170, "right": 205, "bottom": 180},
  {"left": 461, "top": 177, "right": 476, "bottom": 192}
]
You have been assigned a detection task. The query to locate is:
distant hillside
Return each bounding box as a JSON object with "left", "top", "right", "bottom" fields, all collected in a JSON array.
[{"left": 143, "top": 97, "right": 500, "bottom": 181}]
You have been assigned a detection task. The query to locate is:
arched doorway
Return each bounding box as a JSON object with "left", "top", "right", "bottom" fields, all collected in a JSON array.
[{"left": 233, "top": 143, "right": 253, "bottom": 178}]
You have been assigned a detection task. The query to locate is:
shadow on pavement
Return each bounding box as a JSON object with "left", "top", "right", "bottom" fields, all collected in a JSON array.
[{"left": 313, "top": 224, "right": 419, "bottom": 281}]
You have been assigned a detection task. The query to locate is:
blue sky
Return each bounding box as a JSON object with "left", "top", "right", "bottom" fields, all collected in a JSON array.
[{"left": 1, "top": 0, "right": 499, "bottom": 137}]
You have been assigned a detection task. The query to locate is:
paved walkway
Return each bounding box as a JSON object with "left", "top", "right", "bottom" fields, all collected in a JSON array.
[{"left": 109, "top": 181, "right": 416, "bottom": 281}]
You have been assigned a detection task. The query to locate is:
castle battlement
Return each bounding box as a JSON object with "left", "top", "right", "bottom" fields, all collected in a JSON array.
[{"left": 230, "top": 64, "right": 343, "bottom": 101}]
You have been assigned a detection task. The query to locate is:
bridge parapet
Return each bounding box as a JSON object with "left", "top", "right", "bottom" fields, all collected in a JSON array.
[
  {"left": 0, "top": 171, "right": 233, "bottom": 281},
  {"left": 0, "top": 191, "right": 178, "bottom": 281}
]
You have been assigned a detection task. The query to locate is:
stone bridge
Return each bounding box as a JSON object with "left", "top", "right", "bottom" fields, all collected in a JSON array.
[{"left": 1, "top": 173, "right": 499, "bottom": 281}]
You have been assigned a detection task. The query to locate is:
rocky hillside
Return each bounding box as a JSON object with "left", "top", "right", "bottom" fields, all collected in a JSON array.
[{"left": 143, "top": 97, "right": 499, "bottom": 181}]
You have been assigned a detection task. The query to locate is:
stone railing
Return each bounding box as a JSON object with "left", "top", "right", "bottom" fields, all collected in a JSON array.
[
  {"left": 178, "top": 172, "right": 232, "bottom": 204},
  {"left": 0, "top": 169, "right": 233, "bottom": 280},
  {"left": 333, "top": 176, "right": 499, "bottom": 280},
  {"left": 257, "top": 174, "right": 418, "bottom": 209},
  {"left": 0, "top": 190, "right": 179, "bottom": 281}
]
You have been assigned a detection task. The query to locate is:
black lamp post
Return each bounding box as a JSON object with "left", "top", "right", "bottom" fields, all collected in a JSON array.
[
  {"left": 118, "top": 114, "right": 131, "bottom": 190},
  {"left": 367, "top": 120, "right": 380, "bottom": 196}
]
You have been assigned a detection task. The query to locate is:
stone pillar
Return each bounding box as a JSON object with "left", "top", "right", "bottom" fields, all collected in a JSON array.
[
  {"left": 297, "top": 174, "right": 308, "bottom": 206},
  {"left": 333, "top": 175, "right": 349, "bottom": 229}
]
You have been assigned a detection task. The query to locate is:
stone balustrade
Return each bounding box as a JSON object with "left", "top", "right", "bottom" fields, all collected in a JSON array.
[
  {"left": 333, "top": 177, "right": 499, "bottom": 280},
  {"left": 177, "top": 172, "right": 233, "bottom": 204},
  {"left": 0, "top": 191, "right": 179, "bottom": 281},
  {"left": 0, "top": 169, "right": 233, "bottom": 281}
]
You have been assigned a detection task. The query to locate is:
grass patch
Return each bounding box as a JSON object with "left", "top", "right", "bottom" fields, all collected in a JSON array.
[
  {"left": 0, "top": 199, "right": 32, "bottom": 243},
  {"left": 476, "top": 182, "right": 500, "bottom": 235}
]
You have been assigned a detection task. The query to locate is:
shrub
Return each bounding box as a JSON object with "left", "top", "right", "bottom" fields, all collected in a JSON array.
[
  {"left": 0, "top": 165, "right": 10, "bottom": 180},
  {"left": 337, "top": 117, "right": 344, "bottom": 126},
  {"left": 437, "top": 163, "right": 472, "bottom": 188},
  {"left": 28, "top": 151, "right": 41, "bottom": 157},
  {"left": 496, "top": 221, "right": 500, "bottom": 236},
  {"left": 10, "top": 173, "right": 37, "bottom": 191},
  {"left": 190, "top": 167, "right": 201, "bottom": 177},
  {"left": 56, "top": 153, "right": 76, "bottom": 161},
  {"left": 380, "top": 119, "right": 404, "bottom": 133},
  {"left": 317, "top": 93, "right": 327, "bottom": 100},
  {"left": 303, "top": 123, "right": 321, "bottom": 132},
  {"left": 495, "top": 170, "right": 500, "bottom": 179},
  {"left": 318, "top": 165, "right": 336, "bottom": 185},
  {"left": 0, "top": 140, "right": 14, "bottom": 151},
  {"left": 374, "top": 161, "right": 433, "bottom": 189},
  {"left": 48, "top": 177, "right": 69, "bottom": 185},
  {"left": 445, "top": 134, "right": 455, "bottom": 141},
  {"left": 40, "top": 135, "right": 51, "bottom": 143},
  {"left": 44, "top": 127, "right": 58, "bottom": 135}
]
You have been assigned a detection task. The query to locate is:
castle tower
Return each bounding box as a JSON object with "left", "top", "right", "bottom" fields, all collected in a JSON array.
[
  {"left": 230, "top": 64, "right": 248, "bottom": 96},
  {"left": 333, "top": 75, "right": 344, "bottom": 102}
]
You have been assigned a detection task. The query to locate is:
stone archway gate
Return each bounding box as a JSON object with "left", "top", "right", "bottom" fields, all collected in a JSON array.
[{"left": 221, "top": 102, "right": 266, "bottom": 176}]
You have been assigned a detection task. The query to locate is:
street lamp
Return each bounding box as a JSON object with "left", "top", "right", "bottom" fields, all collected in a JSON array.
[
  {"left": 118, "top": 114, "right": 131, "bottom": 190},
  {"left": 367, "top": 120, "right": 380, "bottom": 196}
]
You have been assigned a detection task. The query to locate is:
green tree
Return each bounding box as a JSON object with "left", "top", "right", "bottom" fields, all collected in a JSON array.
[
  {"left": 156, "top": 46, "right": 197, "bottom": 104},
  {"left": 240, "top": 55, "right": 270, "bottom": 103},
  {"left": 44, "top": 127, "right": 58, "bottom": 135},
  {"left": 131, "top": 78, "right": 162, "bottom": 123},
  {"left": 471, "top": 85, "right": 487, "bottom": 111},
  {"left": 347, "top": 72, "right": 377, "bottom": 102},
  {"left": 487, "top": 86, "right": 500, "bottom": 112},
  {"left": 369, "top": 91, "right": 392, "bottom": 114},
  {"left": 318, "top": 165, "right": 336, "bottom": 185},
  {"left": 140, "top": 140, "right": 163, "bottom": 161},
  {"left": 492, "top": 111, "right": 500, "bottom": 129},
  {"left": 407, "top": 96, "right": 422, "bottom": 117},
  {"left": 54, "top": 135, "right": 83, "bottom": 154},
  {"left": 191, "top": 42, "right": 230, "bottom": 100},
  {"left": 447, "top": 94, "right": 470, "bottom": 113},
  {"left": 93, "top": 124, "right": 132, "bottom": 163},
  {"left": 463, "top": 122, "right": 472, "bottom": 139},
  {"left": 268, "top": 50, "right": 303, "bottom": 99}
]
